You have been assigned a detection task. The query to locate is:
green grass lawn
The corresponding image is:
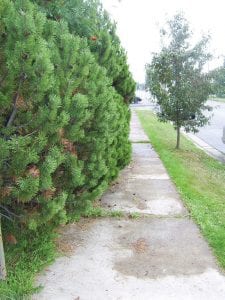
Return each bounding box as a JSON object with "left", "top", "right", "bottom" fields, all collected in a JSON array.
[
  {"left": 0, "top": 222, "right": 57, "bottom": 299},
  {"left": 137, "top": 110, "right": 225, "bottom": 269}
]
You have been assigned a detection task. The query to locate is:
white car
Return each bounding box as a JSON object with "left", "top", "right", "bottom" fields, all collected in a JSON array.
[{"left": 222, "top": 127, "right": 225, "bottom": 144}]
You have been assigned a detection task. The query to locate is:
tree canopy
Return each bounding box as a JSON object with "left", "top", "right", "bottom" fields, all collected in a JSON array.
[{"left": 146, "top": 14, "right": 212, "bottom": 148}]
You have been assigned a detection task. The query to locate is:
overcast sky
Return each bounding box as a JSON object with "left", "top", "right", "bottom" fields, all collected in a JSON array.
[{"left": 102, "top": 0, "right": 225, "bottom": 83}]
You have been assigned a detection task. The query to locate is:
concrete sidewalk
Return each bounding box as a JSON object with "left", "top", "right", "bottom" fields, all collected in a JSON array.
[{"left": 34, "top": 110, "right": 225, "bottom": 300}]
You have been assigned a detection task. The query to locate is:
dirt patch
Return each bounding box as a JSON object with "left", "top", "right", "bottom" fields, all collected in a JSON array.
[
  {"left": 55, "top": 219, "right": 97, "bottom": 255},
  {"left": 55, "top": 237, "right": 77, "bottom": 256},
  {"left": 131, "top": 238, "right": 149, "bottom": 253}
]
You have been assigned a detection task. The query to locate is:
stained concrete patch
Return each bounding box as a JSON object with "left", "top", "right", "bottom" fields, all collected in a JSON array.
[
  {"left": 101, "top": 175, "right": 186, "bottom": 216},
  {"left": 55, "top": 219, "right": 95, "bottom": 255},
  {"left": 34, "top": 218, "right": 225, "bottom": 300},
  {"left": 101, "top": 191, "right": 184, "bottom": 215},
  {"left": 114, "top": 218, "right": 216, "bottom": 278}
]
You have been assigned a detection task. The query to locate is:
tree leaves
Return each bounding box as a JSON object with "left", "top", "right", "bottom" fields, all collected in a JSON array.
[{"left": 146, "top": 13, "right": 212, "bottom": 148}]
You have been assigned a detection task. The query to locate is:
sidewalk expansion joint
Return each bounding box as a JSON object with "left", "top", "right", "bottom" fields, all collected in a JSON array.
[
  {"left": 130, "top": 141, "right": 150, "bottom": 144},
  {"left": 101, "top": 210, "right": 191, "bottom": 220}
]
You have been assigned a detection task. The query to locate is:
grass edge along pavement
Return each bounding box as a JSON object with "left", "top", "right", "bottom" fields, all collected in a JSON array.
[
  {"left": 0, "top": 222, "right": 57, "bottom": 299},
  {"left": 0, "top": 206, "right": 127, "bottom": 299},
  {"left": 137, "top": 110, "right": 225, "bottom": 270}
]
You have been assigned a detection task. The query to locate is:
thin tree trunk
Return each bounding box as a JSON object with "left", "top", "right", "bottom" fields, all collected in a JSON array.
[
  {"left": 6, "top": 92, "right": 19, "bottom": 127},
  {"left": 0, "top": 218, "right": 6, "bottom": 280},
  {"left": 6, "top": 76, "right": 23, "bottom": 127},
  {"left": 176, "top": 126, "right": 180, "bottom": 149}
]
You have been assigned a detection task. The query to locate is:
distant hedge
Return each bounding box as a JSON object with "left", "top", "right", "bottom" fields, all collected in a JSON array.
[{"left": 0, "top": 0, "right": 135, "bottom": 229}]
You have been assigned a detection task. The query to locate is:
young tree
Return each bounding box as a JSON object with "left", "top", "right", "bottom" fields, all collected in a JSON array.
[{"left": 146, "top": 14, "right": 212, "bottom": 149}]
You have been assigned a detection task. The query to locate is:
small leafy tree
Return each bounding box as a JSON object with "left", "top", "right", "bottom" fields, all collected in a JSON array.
[{"left": 146, "top": 14, "right": 212, "bottom": 149}]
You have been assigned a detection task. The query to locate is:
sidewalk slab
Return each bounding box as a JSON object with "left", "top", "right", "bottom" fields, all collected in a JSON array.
[
  {"left": 129, "top": 111, "right": 149, "bottom": 142},
  {"left": 34, "top": 218, "right": 225, "bottom": 300},
  {"left": 101, "top": 176, "right": 185, "bottom": 216},
  {"left": 101, "top": 142, "right": 186, "bottom": 216}
]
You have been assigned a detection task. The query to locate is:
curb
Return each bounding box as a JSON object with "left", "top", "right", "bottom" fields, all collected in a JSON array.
[{"left": 183, "top": 131, "right": 225, "bottom": 163}]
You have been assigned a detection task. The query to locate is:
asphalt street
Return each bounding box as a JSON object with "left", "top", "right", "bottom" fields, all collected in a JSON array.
[{"left": 196, "top": 100, "right": 225, "bottom": 154}]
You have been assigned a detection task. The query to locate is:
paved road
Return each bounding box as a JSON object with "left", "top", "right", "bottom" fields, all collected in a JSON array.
[
  {"left": 196, "top": 100, "right": 225, "bottom": 154},
  {"left": 132, "top": 92, "right": 225, "bottom": 154}
]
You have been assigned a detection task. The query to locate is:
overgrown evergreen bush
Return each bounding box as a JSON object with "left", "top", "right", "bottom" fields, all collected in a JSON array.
[
  {"left": 0, "top": 0, "right": 134, "bottom": 230},
  {"left": 34, "top": 0, "right": 136, "bottom": 102}
]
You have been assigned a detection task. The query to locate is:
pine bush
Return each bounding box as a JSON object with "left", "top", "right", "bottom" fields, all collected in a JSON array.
[
  {"left": 0, "top": 0, "right": 134, "bottom": 229},
  {"left": 34, "top": 0, "right": 136, "bottom": 102}
]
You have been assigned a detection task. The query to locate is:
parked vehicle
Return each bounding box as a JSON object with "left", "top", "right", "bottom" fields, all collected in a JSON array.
[
  {"left": 222, "top": 127, "right": 225, "bottom": 144},
  {"left": 132, "top": 96, "right": 142, "bottom": 104}
]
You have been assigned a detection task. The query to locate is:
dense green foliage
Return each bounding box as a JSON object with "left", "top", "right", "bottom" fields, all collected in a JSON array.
[
  {"left": 210, "top": 64, "right": 225, "bottom": 98},
  {"left": 33, "top": 0, "right": 136, "bottom": 102},
  {"left": 0, "top": 0, "right": 134, "bottom": 232},
  {"left": 146, "top": 14, "right": 212, "bottom": 148},
  {"left": 138, "top": 110, "right": 225, "bottom": 270}
]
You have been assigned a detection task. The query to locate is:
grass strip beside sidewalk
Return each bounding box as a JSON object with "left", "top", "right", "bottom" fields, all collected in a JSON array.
[
  {"left": 0, "top": 223, "right": 57, "bottom": 299},
  {"left": 137, "top": 110, "right": 225, "bottom": 270}
]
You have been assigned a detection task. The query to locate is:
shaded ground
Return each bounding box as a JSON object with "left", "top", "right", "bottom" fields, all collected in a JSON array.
[{"left": 33, "top": 110, "right": 225, "bottom": 300}]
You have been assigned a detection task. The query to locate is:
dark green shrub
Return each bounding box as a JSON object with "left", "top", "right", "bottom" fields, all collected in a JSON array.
[
  {"left": 34, "top": 0, "right": 136, "bottom": 102},
  {"left": 0, "top": 0, "right": 133, "bottom": 229}
]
